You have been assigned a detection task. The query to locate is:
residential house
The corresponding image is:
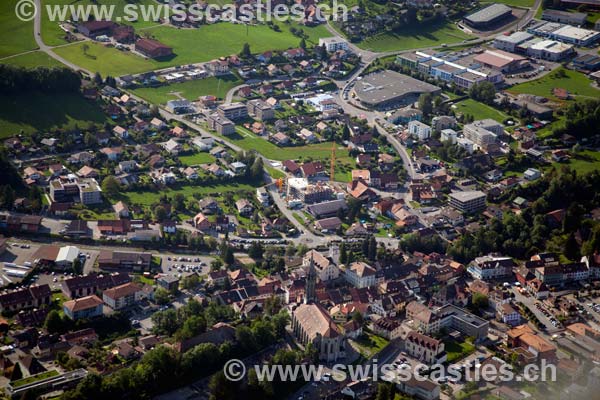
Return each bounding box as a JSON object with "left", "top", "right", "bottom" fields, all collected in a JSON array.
[{"left": 63, "top": 295, "right": 104, "bottom": 320}]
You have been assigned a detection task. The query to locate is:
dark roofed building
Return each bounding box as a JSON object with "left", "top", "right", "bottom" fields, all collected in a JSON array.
[
  {"left": 76, "top": 20, "right": 117, "bottom": 38},
  {"left": 61, "top": 272, "right": 131, "bottom": 299},
  {"left": 0, "top": 285, "right": 51, "bottom": 313},
  {"left": 306, "top": 199, "right": 347, "bottom": 218},
  {"left": 97, "top": 250, "right": 152, "bottom": 272},
  {"left": 464, "top": 4, "right": 513, "bottom": 28},
  {"left": 135, "top": 38, "right": 173, "bottom": 59}
]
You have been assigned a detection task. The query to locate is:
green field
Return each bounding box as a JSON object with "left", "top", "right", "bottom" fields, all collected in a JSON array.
[
  {"left": 144, "top": 22, "right": 323, "bottom": 65},
  {"left": 508, "top": 67, "right": 600, "bottom": 101},
  {"left": 178, "top": 152, "right": 216, "bottom": 166},
  {"left": 224, "top": 127, "right": 350, "bottom": 161},
  {"left": 0, "top": 51, "right": 64, "bottom": 68},
  {"left": 0, "top": 93, "right": 108, "bottom": 137},
  {"left": 54, "top": 42, "right": 160, "bottom": 76},
  {"left": 452, "top": 99, "right": 510, "bottom": 122},
  {"left": 41, "top": 0, "right": 166, "bottom": 46},
  {"left": 132, "top": 75, "right": 242, "bottom": 104},
  {"left": 54, "top": 21, "right": 328, "bottom": 76},
  {"left": 218, "top": 127, "right": 355, "bottom": 181},
  {"left": 446, "top": 338, "right": 476, "bottom": 363},
  {"left": 0, "top": 0, "right": 37, "bottom": 58},
  {"left": 552, "top": 150, "right": 600, "bottom": 174},
  {"left": 117, "top": 182, "right": 260, "bottom": 206},
  {"left": 481, "top": 0, "right": 534, "bottom": 7},
  {"left": 357, "top": 20, "right": 473, "bottom": 52}
]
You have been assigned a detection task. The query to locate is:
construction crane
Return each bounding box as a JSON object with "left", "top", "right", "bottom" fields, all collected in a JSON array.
[{"left": 330, "top": 142, "right": 336, "bottom": 182}]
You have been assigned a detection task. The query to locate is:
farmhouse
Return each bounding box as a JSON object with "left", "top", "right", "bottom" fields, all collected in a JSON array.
[{"left": 135, "top": 38, "right": 173, "bottom": 59}]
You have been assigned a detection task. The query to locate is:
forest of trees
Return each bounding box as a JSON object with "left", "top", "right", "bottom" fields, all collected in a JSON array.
[
  {"left": 62, "top": 299, "right": 290, "bottom": 400},
  {"left": 0, "top": 64, "right": 81, "bottom": 94},
  {"left": 448, "top": 168, "right": 600, "bottom": 262}
]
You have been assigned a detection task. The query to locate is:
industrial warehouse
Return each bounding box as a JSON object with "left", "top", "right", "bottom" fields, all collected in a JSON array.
[
  {"left": 352, "top": 70, "right": 441, "bottom": 109},
  {"left": 464, "top": 4, "right": 513, "bottom": 29}
]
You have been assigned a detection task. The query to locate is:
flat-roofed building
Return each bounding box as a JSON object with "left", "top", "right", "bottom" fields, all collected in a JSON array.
[
  {"left": 464, "top": 4, "right": 513, "bottom": 29},
  {"left": 494, "top": 31, "right": 535, "bottom": 53},
  {"left": 247, "top": 99, "right": 275, "bottom": 121},
  {"left": 318, "top": 37, "right": 349, "bottom": 52},
  {"left": 542, "top": 9, "right": 587, "bottom": 25},
  {"left": 207, "top": 113, "right": 235, "bottom": 135},
  {"left": 527, "top": 39, "right": 575, "bottom": 61},
  {"left": 552, "top": 25, "right": 600, "bottom": 46},
  {"left": 449, "top": 190, "right": 486, "bottom": 214},
  {"left": 352, "top": 70, "right": 441, "bottom": 109},
  {"left": 217, "top": 102, "right": 247, "bottom": 120}
]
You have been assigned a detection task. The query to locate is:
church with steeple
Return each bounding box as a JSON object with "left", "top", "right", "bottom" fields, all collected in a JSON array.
[{"left": 291, "top": 253, "right": 346, "bottom": 362}]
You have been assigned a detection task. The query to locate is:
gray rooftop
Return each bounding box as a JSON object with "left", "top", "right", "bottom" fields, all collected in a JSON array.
[
  {"left": 353, "top": 70, "right": 440, "bottom": 106},
  {"left": 465, "top": 4, "right": 512, "bottom": 23},
  {"left": 449, "top": 190, "right": 486, "bottom": 202}
]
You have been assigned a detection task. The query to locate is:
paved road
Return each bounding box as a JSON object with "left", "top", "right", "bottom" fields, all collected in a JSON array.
[{"left": 32, "top": 0, "right": 92, "bottom": 74}]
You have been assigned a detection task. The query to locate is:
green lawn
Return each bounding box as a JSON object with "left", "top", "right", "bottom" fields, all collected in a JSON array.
[
  {"left": 223, "top": 127, "right": 350, "bottom": 161},
  {"left": 350, "top": 330, "right": 389, "bottom": 358},
  {"left": 12, "top": 370, "right": 60, "bottom": 388},
  {"left": 0, "top": 0, "right": 37, "bottom": 58},
  {"left": 144, "top": 22, "right": 321, "bottom": 65},
  {"left": 357, "top": 20, "right": 473, "bottom": 52},
  {"left": 452, "top": 99, "right": 510, "bottom": 122},
  {"left": 54, "top": 42, "right": 160, "bottom": 76},
  {"left": 508, "top": 67, "right": 600, "bottom": 101},
  {"left": 0, "top": 93, "right": 109, "bottom": 137},
  {"left": 54, "top": 21, "right": 328, "bottom": 76},
  {"left": 0, "top": 51, "right": 64, "bottom": 68},
  {"left": 552, "top": 150, "right": 600, "bottom": 174},
  {"left": 132, "top": 75, "right": 242, "bottom": 104},
  {"left": 445, "top": 338, "right": 476, "bottom": 363},
  {"left": 117, "top": 182, "right": 261, "bottom": 206},
  {"left": 178, "top": 152, "right": 216, "bottom": 166},
  {"left": 218, "top": 127, "right": 355, "bottom": 181}
]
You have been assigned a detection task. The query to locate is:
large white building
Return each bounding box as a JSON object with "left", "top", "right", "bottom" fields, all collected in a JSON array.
[
  {"left": 449, "top": 191, "right": 486, "bottom": 214},
  {"left": 102, "top": 282, "right": 143, "bottom": 310},
  {"left": 408, "top": 120, "right": 432, "bottom": 141},
  {"left": 303, "top": 250, "right": 340, "bottom": 282},
  {"left": 467, "top": 255, "right": 515, "bottom": 280},
  {"left": 344, "top": 261, "right": 377, "bottom": 288},
  {"left": 318, "top": 37, "right": 350, "bottom": 52}
]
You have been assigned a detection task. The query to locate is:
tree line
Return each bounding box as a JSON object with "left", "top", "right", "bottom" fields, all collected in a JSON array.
[{"left": 0, "top": 64, "right": 81, "bottom": 94}]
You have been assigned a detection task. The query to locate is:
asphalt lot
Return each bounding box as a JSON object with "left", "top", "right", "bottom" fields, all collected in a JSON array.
[
  {"left": 156, "top": 254, "right": 214, "bottom": 279},
  {"left": 511, "top": 288, "right": 562, "bottom": 334}
]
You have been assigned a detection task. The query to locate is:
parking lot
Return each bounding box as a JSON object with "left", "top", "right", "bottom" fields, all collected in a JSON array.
[
  {"left": 0, "top": 242, "right": 39, "bottom": 286},
  {"left": 156, "top": 254, "right": 214, "bottom": 279}
]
